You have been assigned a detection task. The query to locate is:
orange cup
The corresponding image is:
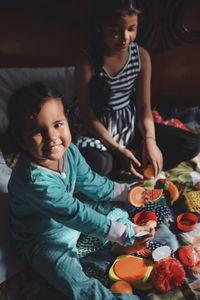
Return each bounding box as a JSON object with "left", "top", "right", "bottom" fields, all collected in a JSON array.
[
  {"left": 177, "top": 213, "right": 198, "bottom": 232},
  {"left": 133, "top": 211, "right": 157, "bottom": 226}
]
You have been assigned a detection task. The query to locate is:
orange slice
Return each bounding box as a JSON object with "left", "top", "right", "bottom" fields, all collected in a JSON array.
[
  {"left": 143, "top": 165, "right": 155, "bottom": 179},
  {"left": 113, "top": 256, "right": 149, "bottom": 281},
  {"left": 128, "top": 186, "right": 145, "bottom": 207},
  {"left": 110, "top": 281, "right": 133, "bottom": 294}
]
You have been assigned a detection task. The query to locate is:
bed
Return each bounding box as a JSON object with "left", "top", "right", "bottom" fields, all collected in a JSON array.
[{"left": 0, "top": 0, "right": 200, "bottom": 299}]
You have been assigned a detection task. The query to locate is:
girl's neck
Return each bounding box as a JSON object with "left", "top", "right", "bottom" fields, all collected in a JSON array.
[
  {"left": 103, "top": 46, "right": 130, "bottom": 77},
  {"left": 29, "top": 155, "right": 64, "bottom": 174}
]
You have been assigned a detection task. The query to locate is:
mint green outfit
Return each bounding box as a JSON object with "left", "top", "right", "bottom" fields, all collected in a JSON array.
[{"left": 8, "top": 143, "right": 139, "bottom": 300}]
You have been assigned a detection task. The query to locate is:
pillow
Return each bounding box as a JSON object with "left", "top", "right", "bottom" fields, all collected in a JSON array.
[
  {"left": 0, "top": 66, "right": 75, "bottom": 133},
  {"left": 0, "top": 151, "right": 11, "bottom": 193}
]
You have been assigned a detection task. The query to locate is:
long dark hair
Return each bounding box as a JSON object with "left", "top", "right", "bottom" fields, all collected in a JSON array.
[
  {"left": 90, "top": 0, "right": 141, "bottom": 70},
  {"left": 0, "top": 82, "right": 66, "bottom": 156},
  {"left": 88, "top": 0, "right": 141, "bottom": 114}
]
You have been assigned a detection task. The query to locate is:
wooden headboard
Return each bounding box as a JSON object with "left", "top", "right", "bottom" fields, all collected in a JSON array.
[{"left": 0, "top": 0, "right": 200, "bottom": 107}]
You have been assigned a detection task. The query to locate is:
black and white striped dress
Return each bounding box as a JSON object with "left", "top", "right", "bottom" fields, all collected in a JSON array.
[{"left": 76, "top": 42, "right": 141, "bottom": 151}]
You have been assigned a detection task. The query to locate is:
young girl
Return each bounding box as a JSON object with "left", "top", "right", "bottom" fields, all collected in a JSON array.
[
  {"left": 75, "top": 0, "right": 200, "bottom": 178},
  {"left": 6, "top": 83, "right": 154, "bottom": 300}
]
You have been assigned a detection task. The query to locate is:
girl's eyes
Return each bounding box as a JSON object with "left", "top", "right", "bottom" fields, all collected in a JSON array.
[
  {"left": 109, "top": 27, "right": 137, "bottom": 36},
  {"left": 30, "top": 123, "right": 64, "bottom": 136},
  {"left": 129, "top": 27, "right": 137, "bottom": 32},
  {"left": 54, "top": 122, "right": 63, "bottom": 128}
]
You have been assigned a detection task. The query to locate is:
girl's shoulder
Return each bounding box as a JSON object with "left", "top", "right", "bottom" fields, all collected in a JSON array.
[
  {"left": 138, "top": 46, "right": 151, "bottom": 69},
  {"left": 75, "top": 47, "right": 95, "bottom": 77},
  {"left": 137, "top": 45, "right": 150, "bottom": 58},
  {"left": 130, "top": 43, "right": 149, "bottom": 58}
]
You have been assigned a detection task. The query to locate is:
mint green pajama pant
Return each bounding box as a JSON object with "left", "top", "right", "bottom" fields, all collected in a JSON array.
[{"left": 23, "top": 199, "right": 140, "bottom": 300}]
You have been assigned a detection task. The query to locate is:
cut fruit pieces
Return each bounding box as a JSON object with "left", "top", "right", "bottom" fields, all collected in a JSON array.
[
  {"left": 143, "top": 165, "right": 155, "bottom": 179},
  {"left": 128, "top": 186, "right": 145, "bottom": 207},
  {"left": 156, "top": 179, "right": 179, "bottom": 203},
  {"left": 110, "top": 280, "right": 133, "bottom": 294},
  {"left": 145, "top": 189, "right": 163, "bottom": 202}
]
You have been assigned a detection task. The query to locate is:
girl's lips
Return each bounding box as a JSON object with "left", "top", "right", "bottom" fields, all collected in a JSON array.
[
  {"left": 44, "top": 144, "right": 62, "bottom": 152},
  {"left": 118, "top": 43, "right": 128, "bottom": 49}
]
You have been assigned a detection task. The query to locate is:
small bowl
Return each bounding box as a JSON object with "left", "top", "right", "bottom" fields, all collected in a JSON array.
[
  {"left": 152, "top": 246, "right": 172, "bottom": 262},
  {"left": 133, "top": 211, "right": 157, "bottom": 226},
  {"left": 177, "top": 213, "right": 198, "bottom": 232}
]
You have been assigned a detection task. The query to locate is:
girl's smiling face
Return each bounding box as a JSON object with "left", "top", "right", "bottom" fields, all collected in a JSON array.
[
  {"left": 101, "top": 14, "right": 138, "bottom": 53},
  {"left": 20, "top": 97, "right": 71, "bottom": 169}
]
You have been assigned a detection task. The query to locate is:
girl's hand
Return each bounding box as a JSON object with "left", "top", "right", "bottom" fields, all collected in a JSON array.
[
  {"left": 142, "top": 138, "right": 163, "bottom": 177},
  {"left": 113, "top": 147, "right": 144, "bottom": 179},
  {"left": 133, "top": 224, "right": 155, "bottom": 249},
  {"left": 111, "top": 224, "right": 155, "bottom": 255}
]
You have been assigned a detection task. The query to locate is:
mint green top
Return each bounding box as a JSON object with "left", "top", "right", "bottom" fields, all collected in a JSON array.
[{"left": 8, "top": 143, "right": 116, "bottom": 243}]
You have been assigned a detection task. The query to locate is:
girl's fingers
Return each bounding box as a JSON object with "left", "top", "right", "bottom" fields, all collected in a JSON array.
[
  {"left": 130, "top": 155, "right": 141, "bottom": 167},
  {"left": 152, "top": 162, "right": 158, "bottom": 177},
  {"left": 130, "top": 163, "right": 144, "bottom": 179}
]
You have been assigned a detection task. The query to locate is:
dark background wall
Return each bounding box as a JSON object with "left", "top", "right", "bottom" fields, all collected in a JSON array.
[{"left": 0, "top": 0, "right": 200, "bottom": 106}]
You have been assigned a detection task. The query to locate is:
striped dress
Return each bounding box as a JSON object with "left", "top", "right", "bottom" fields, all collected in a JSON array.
[{"left": 76, "top": 42, "right": 141, "bottom": 151}]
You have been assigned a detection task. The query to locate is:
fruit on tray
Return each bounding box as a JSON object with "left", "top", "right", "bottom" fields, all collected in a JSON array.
[
  {"left": 143, "top": 164, "right": 155, "bottom": 179},
  {"left": 128, "top": 186, "right": 163, "bottom": 207},
  {"left": 178, "top": 245, "right": 199, "bottom": 267},
  {"left": 110, "top": 280, "right": 134, "bottom": 294},
  {"left": 156, "top": 179, "right": 179, "bottom": 204},
  {"left": 144, "top": 189, "right": 163, "bottom": 203},
  {"left": 128, "top": 186, "right": 146, "bottom": 207}
]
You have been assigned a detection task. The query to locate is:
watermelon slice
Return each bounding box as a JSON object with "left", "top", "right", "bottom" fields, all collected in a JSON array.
[{"left": 145, "top": 189, "right": 163, "bottom": 203}]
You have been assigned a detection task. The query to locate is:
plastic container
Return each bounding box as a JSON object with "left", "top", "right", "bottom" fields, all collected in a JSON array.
[
  {"left": 176, "top": 212, "right": 198, "bottom": 232},
  {"left": 152, "top": 246, "right": 171, "bottom": 262},
  {"left": 133, "top": 210, "right": 157, "bottom": 226}
]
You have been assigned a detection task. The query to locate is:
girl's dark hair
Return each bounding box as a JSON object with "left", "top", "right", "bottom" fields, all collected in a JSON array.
[
  {"left": 92, "top": 0, "right": 140, "bottom": 25},
  {"left": 89, "top": 0, "right": 141, "bottom": 113},
  {"left": 1, "top": 82, "right": 66, "bottom": 156},
  {"left": 90, "top": 0, "right": 141, "bottom": 71}
]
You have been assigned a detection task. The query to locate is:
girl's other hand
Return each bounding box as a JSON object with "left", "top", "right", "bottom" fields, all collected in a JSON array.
[
  {"left": 114, "top": 147, "right": 144, "bottom": 179},
  {"left": 142, "top": 139, "right": 163, "bottom": 177}
]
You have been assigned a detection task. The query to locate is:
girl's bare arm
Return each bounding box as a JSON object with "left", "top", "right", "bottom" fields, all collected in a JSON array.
[
  {"left": 75, "top": 52, "right": 143, "bottom": 178},
  {"left": 75, "top": 53, "right": 119, "bottom": 150},
  {"left": 136, "top": 46, "right": 163, "bottom": 175}
]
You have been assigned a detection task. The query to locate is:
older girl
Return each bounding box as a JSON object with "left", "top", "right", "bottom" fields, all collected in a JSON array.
[{"left": 75, "top": 0, "right": 200, "bottom": 178}]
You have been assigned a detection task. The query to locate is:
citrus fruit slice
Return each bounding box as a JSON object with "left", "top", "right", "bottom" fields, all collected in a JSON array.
[
  {"left": 128, "top": 186, "right": 145, "bottom": 207},
  {"left": 110, "top": 280, "right": 133, "bottom": 294},
  {"left": 143, "top": 165, "right": 155, "bottom": 179}
]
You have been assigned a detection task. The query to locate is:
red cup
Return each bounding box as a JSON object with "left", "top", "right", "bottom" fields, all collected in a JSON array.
[
  {"left": 177, "top": 213, "right": 198, "bottom": 232},
  {"left": 133, "top": 211, "right": 157, "bottom": 226}
]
